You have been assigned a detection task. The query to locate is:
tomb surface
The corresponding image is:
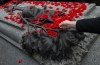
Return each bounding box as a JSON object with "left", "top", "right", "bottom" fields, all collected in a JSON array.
[{"left": 0, "top": 1, "right": 99, "bottom": 65}]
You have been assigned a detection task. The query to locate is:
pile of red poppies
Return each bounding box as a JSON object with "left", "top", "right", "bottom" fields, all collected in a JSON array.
[
  {"left": 2, "top": 1, "right": 88, "bottom": 37},
  {"left": 30, "top": 10, "right": 75, "bottom": 37},
  {"left": 4, "top": 13, "right": 24, "bottom": 28}
]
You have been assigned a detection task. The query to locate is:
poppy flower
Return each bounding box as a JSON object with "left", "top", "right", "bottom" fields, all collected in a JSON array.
[
  {"left": 55, "top": 3, "right": 59, "bottom": 6},
  {"left": 63, "top": 14, "right": 69, "bottom": 20},
  {"left": 69, "top": 13, "right": 75, "bottom": 18},
  {"left": 4, "top": 16, "right": 9, "bottom": 20},
  {"left": 17, "top": 19, "right": 22, "bottom": 24},
  {"left": 30, "top": 6, "right": 34, "bottom": 9},
  {"left": 15, "top": 15, "right": 20, "bottom": 20},
  {"left": 0, "top": 6, "right": 3, "bottom": 8},
  {"left": 52, "top": 23, "right": 59, "bottom": 29},
  {"left": 47, "top": 30, "right": 58, "bottom": 37},
  {"left": 79, "top": 13, "right": 83, "bottom": 16},
  {"left": 76, "top": 9, "right": 81, "bottom": 13},
  {"left": 62, "top": 8, "right": 67, "bottom": 12},
  {"left": 51, "top": 2, "right": 54, "bottom": 5},
  {"left": 10, "top": 16, "right": 15, "bottom": 21},
  {"left": 75, "top": 15, "right": 79, "bottom": 18},
  {"left": 56, "top": 8, "right": 59, "bottom": 11},
  {"left": 43, "top": 24, "right": 51, "bottom": 28},
  {"left": 17, "top": 58, "right": 23, "bottom": 63},
  {"left": 41, "top": 14, "right": 48, "bottom": 19},
  {"left": 81, "top": 4, "right": 87, "bottom": 10},
  {"left": 48, "top": 6, "right": 53, "bottom": 9},
  {"left": 20, "top": 24, "right": 24, "bottom": 29},
  {"left": 41, "top": 4, "right": 44, "bottom": 7},
  {"left": 32, "top": 29, "right": 37, "bottom": 33},
  {"left": 45, "top": 10, "right": 49, "bottom": 13},
  {"left": 73, "top": 2, "right": 78, "bottom": 5},
  {"left": 39, "top": 29, "right": 43, "bottom": 33}
]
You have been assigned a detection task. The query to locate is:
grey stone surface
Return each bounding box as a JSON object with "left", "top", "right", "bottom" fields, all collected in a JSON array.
[
  {"left": 81, "top": 35, "right": 100, "bottom": 65},
  {"left": 89, "top": 6, "right": 100, "bottom": 17},
  {"left": 0, "top": 37, "right": 40, "bottom": 65}
]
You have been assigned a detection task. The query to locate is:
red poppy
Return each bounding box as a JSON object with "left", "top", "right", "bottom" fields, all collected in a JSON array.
[
  {"left": 41, "top": 14, "right": 48, "bottom": 19},
  {"left": 75, "top": 15, "right": 79, "bottom": 18},
  {"left": 39, "top": 29, "right": 43, "bottom": 33},
  {"left": 20, "top": 24, "right": 24, "bottom": 29},
  {"left": 81, "top": 4, "right": 87, "bottom": 10},
  {"left": 0, "top": 6, "right": 3, "bottom": 8},
  {"left": 48, "top": 6, "right": 53, "bottom": 9},
  {"left": 17, "top": 19, "right": 22, "bottom": 24},
  {"left": 47, "top": 30, "right": 58, "bottom": 37},
  {"left": 56, "top": 8, "right": 59, "bottom": 11},
  {"left": 51, "top": 2, "right": 54, "bottom": 5},
  {"left": 43, "top": 24, "right": 51, "bottom": 28},
  {"left": 10, "top": 16, "right": 15, "bottom": 21},
  {"left": 17, "top": 58, "right": 23, "bottom": 63},
  {"left": 30, "top": 6, "right": 34, "bottom": 9},
  {"left": 32, "top": 29, "right": 37, "bottom": 33},
  {"left": 79, "top": 13, "right": 83, "bottom": 16},
  {"left": 45, "top": 10, "right": 49, "bottom": 13},
  {"left": 69, "top": 13, "right": 75, "bottom": 18},
  {"left": 4, "top": 16, "right": 9, "bottom": 20}
]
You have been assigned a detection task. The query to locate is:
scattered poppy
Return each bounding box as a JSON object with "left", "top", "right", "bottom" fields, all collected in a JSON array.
[
  {"left": 17, "top": 58, "right": 23, "bottom": 63},
  {"left": 4, "top": 16, "right": 9, "bottom": 20}
]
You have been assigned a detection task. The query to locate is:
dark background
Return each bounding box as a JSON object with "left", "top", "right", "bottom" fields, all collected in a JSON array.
[{"left": 0, "top": 0, "right": 100, "bottom": 6}]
